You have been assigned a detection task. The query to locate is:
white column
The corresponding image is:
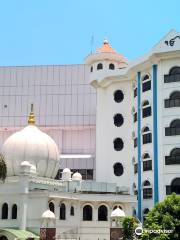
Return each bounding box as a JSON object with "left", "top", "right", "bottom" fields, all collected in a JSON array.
[
  {"left": 19, "top": 175, "right": 29, "bottom": 230},
  {"left": 93, "top": 205, "right": 98, "bottom": 221}
]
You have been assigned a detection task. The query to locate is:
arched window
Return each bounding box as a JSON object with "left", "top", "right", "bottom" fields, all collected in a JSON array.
[
  {"left": 12, "top": 204, "right": 17, "bottom": 219},
  {"left": 164, "top": 66, "right": 180, "bottom": 83},
  {"left": 142, "top": 153, "right": 152, "bottom": 171},
  {"left": 2, "top": 203, "right": 8, "bottom": 219},
  {"left": 142, "top": 101, "right": 151, "bottom": 118},
  {"left": 113, "top": 114, "right": 124, "bottom": 127},
  {"left": 98, "top": 205, "right": 108, "bottom": 221},
  {"left": 113, "top": 162, "right": 124, "bottom": 176},
  {"left": 165, "top": 91, "right": 180, "bottom": 108},
  {"left": 70, "top": 206, "right": 74, "bottom": 216},
  {"left": 170, "top": 91, "right": 180, "bottom": 99},
  {"left": 142, "top": 127, "right": 152, "bottom": 144},
  {"left": 90, "top": 66, "right": 93, "bottom": 72},
  {"left": 142, "top": 74, "right": 151, "bottom": 92},
  {"left": 143, "top": 208, "right": 149, "bottom": 222},
  {"left": 142, "top": 180, "right": 152, "bottom": 199},
  {"left": 97, "top": 63, "right": 103, "bottom": 70},
  {"left": 83, "top": 205, "right": 92, "bottom": 221},
  {"left": 109, "top": 63, "right": 115, "bottom": 70},
  {"left": 165, "top": 119, "right": 180, "bottom": 136},
  {"left": 49, "top": 202, "right": 55, "bottom": 213},
  {"left": 59, "top": 203, "right": 66, "bottom": 220},
  {"left": 113, "top": 138, "right": 124, "bottom": 151},
  {"left": 113, "top": 90, "right": 124, "bottom": 103},
  {"left": 169, "top": 66, "right": 180, "bottom": 75},
  {"left": 171, "top": 178, "right": 180, "bottom": 194},
  {"left": 165, "top": 148, "right": 180, "bottom": 165}
]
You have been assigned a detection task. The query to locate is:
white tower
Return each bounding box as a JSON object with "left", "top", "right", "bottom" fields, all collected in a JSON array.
[{"left": 85, "top": 40, "right": 133, "bottom": 189}]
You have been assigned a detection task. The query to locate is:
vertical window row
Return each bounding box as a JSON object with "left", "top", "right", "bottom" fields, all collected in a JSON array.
[{"left": 113, "top": 90, "right": 124, "bottom": 177}]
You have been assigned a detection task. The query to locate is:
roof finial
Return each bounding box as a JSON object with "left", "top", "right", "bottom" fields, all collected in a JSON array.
[
  {"left": 103, "top": 38, "right": 108, "bottom": 44},
  {"left": 28, "top": 103, "right": 35, "bottom": 125}
]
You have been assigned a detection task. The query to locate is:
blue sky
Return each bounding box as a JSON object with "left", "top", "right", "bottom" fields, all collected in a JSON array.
[{"left": 0, "top": 0, "right": 180, "bottom": 66}]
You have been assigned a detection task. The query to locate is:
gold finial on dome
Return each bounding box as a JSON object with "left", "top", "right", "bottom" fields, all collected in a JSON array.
[{"left": 28, "top": 104, "right": 35, "bottom": 125}]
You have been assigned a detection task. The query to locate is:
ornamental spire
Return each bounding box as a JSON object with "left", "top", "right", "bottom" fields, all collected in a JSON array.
[{"left": 28, "top": 103, "right": 35, "bottom": 125}]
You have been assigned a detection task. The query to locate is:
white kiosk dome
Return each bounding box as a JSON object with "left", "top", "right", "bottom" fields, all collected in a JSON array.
[
  {"left": 62, "top": 168, "right": 71, "bottom": 173},
  {"left": 42, "top": 210, "right": 55, "bottom": 220},
  {"left": 2, "top": 108, "right": 60, "bottom": 178},
  {"left": 62, "top": 168, "right": 72, "bottom": 181},
  {"left": 72, "top": 172, "right": 82, "bottom": 181},
  {"left": 111, "top": 207, "right": 126, "bottom": 218}
]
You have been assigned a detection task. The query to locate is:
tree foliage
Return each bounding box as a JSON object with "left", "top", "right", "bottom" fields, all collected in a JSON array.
[
  {"left": 0, "top": 154, "right": 7, "bottom": 182},
  {"left": 122, "top": 216, "right": 139, "bottom": 240},
  {"left": 142, "top": 194, "right": 180, "bottom": 240}
]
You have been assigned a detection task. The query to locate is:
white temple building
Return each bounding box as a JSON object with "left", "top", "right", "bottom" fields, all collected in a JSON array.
[{"left": 0, "top": 29, "right": 180, "bottom": 239}]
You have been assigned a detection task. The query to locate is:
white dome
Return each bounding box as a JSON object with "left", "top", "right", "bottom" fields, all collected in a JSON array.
[
  {"left": 72, "top": 172, "right": 82, "bottom": 181},
  {"left": 42, "top": 210, "right": 55, "bottom": 219},
  {"left": 62, "top": 168, "right": 71, "bottom": 173},
  {"left": 2, "top": 124, "right": 60, "bottom": 178},
  {"left": 111, "top": 208, "right": 125, "bottom": 218},
  {"left": 21, "top": 161, "right": 31, "bottom": 167}
]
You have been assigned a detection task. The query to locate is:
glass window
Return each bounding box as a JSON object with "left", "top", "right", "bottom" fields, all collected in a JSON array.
[
  {"left": 113, "top": 138, "right": 124, "bottom": 151},
  {"left": 165, "top": 148, "right": 180, "bottom": 165},
  {"left": 59, "top": 203, "right": 66, "bottom": 220},
  {"left": 164, "top": 66, "right": 180, "bottom": 83},
  {"left": 70, "top": 206, "right": 74, "bottom": 216},
  {"left": 171, "top": 178, "right": 180, "bottom": 194},
  {"left": 114, "top": 114, "right": 124, "bottom": 127},
  {"left": 109, "top": 63, "right": 115, "bottom": 70},
  {"left": 114, "top": 90, "right": 124, "bottom": 103},
  {"left": 142, "top": 75, "right": 151, "bottom": 92},
  {"left": 83, "top": 205, "right": 92, "bottom": 221},
  {"left": 12, "top": 204, "right": 17, "bottom": 219},
  {"left": 142, "top": 101, "right": 151, "bottom": 118},
  {"left": 98, "top": 205, "right": 108, "bottom": 221},
  {"left": 97, "top": 63, "right": 103, "bottom": 70},
  {"left": 2, "top": 203, "right": 8, "bottom": 219},
  {"left": 165, "top": 119, "right": 180, "bottom": 136},
  {"left": 113, "top": 162, "right": 124, "bottom": 176}
]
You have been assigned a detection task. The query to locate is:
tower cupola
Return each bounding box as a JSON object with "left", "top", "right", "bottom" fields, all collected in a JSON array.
[{"left": 85, "top": 39, "right": 128, "bottom": 87}]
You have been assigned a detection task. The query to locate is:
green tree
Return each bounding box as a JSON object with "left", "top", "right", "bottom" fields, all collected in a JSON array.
[
  {"left": 122, "top": 216, "right": 139, "bottom": 240},
  {"left": 142, "top": 194, "right": 180, "bottom": 240},
  {"left": 0, "top": 154, "right": 7, "bottom": 182}
]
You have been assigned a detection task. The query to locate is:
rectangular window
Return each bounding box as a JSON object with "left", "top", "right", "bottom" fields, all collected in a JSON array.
[
  {"left": 133, "top": 112, "right": 137, "bottom": 122},
  {"left": 143, "top": 160, "right": 152, "bottom": 171},
  {"left": 134, "top": 138, "right": 137, "bottom": 148},
  {"left": 164, "top": 98, "right": 180, "bottom": 108},
  {"left": 164, "top": 74, "right": 180, "bottom": 83},
  {"left": 143, "top": 133, "right": 152, "bottom": 144},
  {"left": 134, "top": 88, "right": 137, "bottom": 98},
  {"left": 143, "top": 188, "right": 153, "bottom": 199},
  {"left": 142, "top": 81, "right": 151, "bottom": 92},
  {"left": 142, "top": 106, "right": 151, "bottom": 118},
  {"left": 134, "top": 163, "right": 138, "bottom": 174},
  {"left": 165, "top": 127, "right": 180, "bottom": 136},
  {"left": 165, "top": 156, "right": 180, "bottom": 165}
]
